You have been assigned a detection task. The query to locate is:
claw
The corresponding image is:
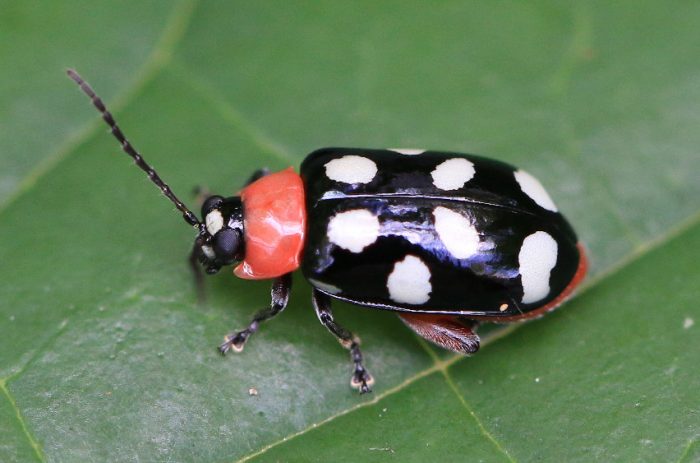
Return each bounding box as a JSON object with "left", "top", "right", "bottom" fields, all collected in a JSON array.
[
  {"left": 219, "top": 340, "right": 231, "bottom": 355},
  {"left": 230, "top": 341, "right": 245, "bottom": 353},
  {"left": 350, "top": 371, "right": 374, "bottom": 394},
  {"left": 219, "top": 334, "right": 246, "bottom": 355}
]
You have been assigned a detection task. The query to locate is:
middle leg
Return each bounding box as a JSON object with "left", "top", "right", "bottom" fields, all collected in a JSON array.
[{"left": 312, "top": 289, "right": 374, "bottom": 393}]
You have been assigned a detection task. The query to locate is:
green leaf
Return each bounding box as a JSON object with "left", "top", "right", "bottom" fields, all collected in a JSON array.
[{"left": 1, "top": 1, "right": 699, "bottom": 461}]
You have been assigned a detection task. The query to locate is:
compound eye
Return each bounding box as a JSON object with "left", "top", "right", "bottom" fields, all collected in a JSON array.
[
  {"left": 201, "top": 195, "right": 224, "bottom": 216},
  {"left": 214, "top": 228, "right": 240, "bottom": 260}
]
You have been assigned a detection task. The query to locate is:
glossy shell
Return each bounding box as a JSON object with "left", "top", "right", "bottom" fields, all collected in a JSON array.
[{"left": 300, "top": 148, "right": 586, "bottom": 318}]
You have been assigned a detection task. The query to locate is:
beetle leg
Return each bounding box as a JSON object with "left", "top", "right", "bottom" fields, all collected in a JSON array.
[
  {"left": 188, "top": 243, "right": 206, "bottom": 302},
  {"left": 191, "top": 185, "right": 212, "bottom": 206},
  {"left": 244, "top": 168, "right": 271, "bottom": 186},
  {"left": 312, "top": 289, "right": 374, "bottom": 394},
  {"left": 219, "top": 273, "right": 292, "bottom": 354},
  {"left": 398, "top": 313, "right": 480, "bottom": 355},
  {"left": 192, "top": 169, "right": 269, "bottom": 209}
]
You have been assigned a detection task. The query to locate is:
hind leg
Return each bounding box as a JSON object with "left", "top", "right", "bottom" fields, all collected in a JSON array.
[{"left": 398, "top": 313, "right": 480, "bottom": 355}]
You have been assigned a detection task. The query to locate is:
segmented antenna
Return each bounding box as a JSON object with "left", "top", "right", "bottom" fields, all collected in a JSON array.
[{"left": 66, "top": 69, "right": 202, "bottom": 230}]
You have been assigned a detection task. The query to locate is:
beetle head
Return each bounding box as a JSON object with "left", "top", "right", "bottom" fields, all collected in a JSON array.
[
  {"left": 194, "top": 195, "right": 245, "bottom": 274},
  {"left": 67, "top": 70, "right": 247, "bottom": 276}
]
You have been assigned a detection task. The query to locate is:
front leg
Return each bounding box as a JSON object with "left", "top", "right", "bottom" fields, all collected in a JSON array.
[
  {"left": 188, "top": 239, "right": 206, "bottom": 302},
  {"left": 312, "top": 289, "right": 374, "bottom": 394},
  {"left": 219, "top": 273, "right": 292, "bottom": 354}
]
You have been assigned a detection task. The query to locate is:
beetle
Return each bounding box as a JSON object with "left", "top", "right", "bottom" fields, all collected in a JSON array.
[{"left": 68, "top": 70, "right": 587, "bottom": 394}]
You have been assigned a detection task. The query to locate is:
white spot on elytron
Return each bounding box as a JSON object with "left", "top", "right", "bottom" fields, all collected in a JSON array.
[
  {"left": 205, "top": 210, "right": 224, "bottom": 235},
  {"left": 684, "top": 317, "right": 694, "bottom": 329},
  {"left": 201, "top": 245, "right": 215, "bottom": 259},
  {"left": 387, "top": 255, "right": 432, "bottom": 305},
  {"left": 324, "top": 155, "right": 377, "bottom": 184},
  {"left": 327, "top": 209, "right": 380, "bottom": 253},
  {"left": 308, "top": 278, "right": 342, "bottom": 295},
  {"left": 433, "top": 206, "right": 480, "bottom": 259},
  {"left": 514, "top": 170, "right": 558, "bottom": 212},
  {"left": 431, "top": 158, "right": 476, "bottom": 191},
  {"left": 518, "top": 231, "right": 558, "bottom": 304},
  {"left": 389, "top": 148, "right": 426, "bottom": 155}
]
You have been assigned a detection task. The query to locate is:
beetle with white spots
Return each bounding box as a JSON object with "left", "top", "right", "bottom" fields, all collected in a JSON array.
[
  {"left": 303, "top": 148, "right": 586, "bottom": 327},
  {"left": 69, "top": 70, "right": 587, "bottom": 396}
]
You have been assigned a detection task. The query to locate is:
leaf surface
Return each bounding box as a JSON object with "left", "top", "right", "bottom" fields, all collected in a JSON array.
[{"left": 1, "top": 1, "right": 699, "bottom": 461}]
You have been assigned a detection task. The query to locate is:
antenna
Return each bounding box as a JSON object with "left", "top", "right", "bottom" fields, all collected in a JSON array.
[{"left": 66, "top": 69, "right": 203, "bottom": 230}]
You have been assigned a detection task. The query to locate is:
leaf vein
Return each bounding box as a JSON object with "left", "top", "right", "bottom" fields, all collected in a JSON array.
[
  {"left": 234, "top": 363, "right": 445, "bottom": 463},
  {"left": 548, "top": 3, "right": 644, "bottom": 247},
  {"left": 3, "top": 318, "right": 70, "bottom": 384},
  {"left": 0, "top": 0, "right": 199, "bottom": 218},
  {"left": 166, "top": 60, "right": 299, "bottom": 167},
  {"left": 234, "top": 208, "right": 700, "bottom": 461},
  {"left": 0, "top": 380, "right": 45, "bottom": 462},
  {"left": 676, "top": 437, "right": 699, "bottom": 463},
  {"left": 442, "top": 371, "right": 517, "bottom": 463}
]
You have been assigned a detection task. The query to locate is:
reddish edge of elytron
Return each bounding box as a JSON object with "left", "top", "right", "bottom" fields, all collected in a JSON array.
[
  {"left": 473, "top": 242, "right": 589, "bottom": 322},
  {"left": 234, "top": 168, "right": 306, "bottom": 280}
]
